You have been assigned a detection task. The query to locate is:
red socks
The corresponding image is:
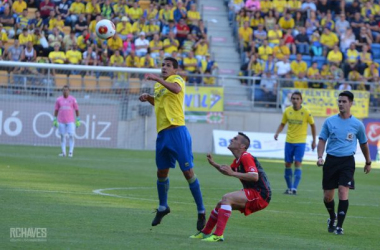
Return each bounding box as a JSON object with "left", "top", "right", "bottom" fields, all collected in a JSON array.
[
  {"left": 202, "top": 208, "right": 219, "bottom": 234},
  {"left": 214, "top": 208, "right": 231, "bottom": 236},
  {"left": 202, "top": 205, "right": 232, "bottom": 236}
]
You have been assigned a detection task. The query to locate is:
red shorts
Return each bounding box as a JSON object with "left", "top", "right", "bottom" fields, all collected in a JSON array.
[{"left": 240, "top": 188, "right": 269, "bottom": 216}]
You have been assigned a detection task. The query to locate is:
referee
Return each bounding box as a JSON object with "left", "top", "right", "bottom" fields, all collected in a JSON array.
[{"left": 317, "top": 91, "right": 371, "bottom": 235}]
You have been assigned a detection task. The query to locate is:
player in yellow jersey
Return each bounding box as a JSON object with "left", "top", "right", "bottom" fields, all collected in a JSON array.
[
  {"left": 274, "top": 91, "right": 316, "bottom": 195},
  {"left": 139, "top": 57, "right": 206, "bottom": 231}
]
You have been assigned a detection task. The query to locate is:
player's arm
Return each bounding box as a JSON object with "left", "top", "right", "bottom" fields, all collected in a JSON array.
[
  {"left": 274, "top": 123, "right": 285, "bottom": 140},
  {"left": 310, "top": 123, "right": 317, "bottom": 151},
  {"left": 145, "top": 73, "right": 181, "bottom": 94},
  {"left": 317, "top": 138, "right": 326, "bottom": 166},
  {"left": 359, "top": 142, "right": 372, "bottom": 174},
  {"left": 139, "top": 93, "right": 155, "bottom": 106}
]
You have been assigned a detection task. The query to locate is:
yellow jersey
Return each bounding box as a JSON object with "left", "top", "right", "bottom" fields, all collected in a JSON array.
[
  {"left": 291, "top": 61, "right": 307, "bottom": 75},
  {"left": 154, "top": 74, "right": 186, "bottom": 132},
  {"left": 66, "top": 50, "right": 82, "bottom": 64},
  {"left": 281, "top": 106, "right": 314, "bottom": 143}
]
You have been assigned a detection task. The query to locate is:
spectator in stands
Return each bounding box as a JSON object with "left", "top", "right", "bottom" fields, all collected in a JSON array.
[
  {"left": 278, "top": 12, "right": 295, "bottom": 32},
  {"left": 345, "top": 0, "right": 361, "bottom": 19},
  {"left": 356, "top": 27, "right": 373, "bottom": 51},
  {"left": 348, "top": 67, "right": 365, "bottom": 90},
  {"left": 161, "top": 19, "right": 177, "bottom": 38},
  {"left": 253, "top": 23, "right": 267, "bottom": 48},
  {"left": 48, "top": 43, "right": 66, "bottom": 75},
  {"left": 295, "top": 27, "right": 310, "bottom": 55},
  {"left": 163, "top": 31, "right": 179, "bottom": 57},
  {"left": 69, "top": 0, "right": 85, "bottom": 25},
  {"left": 0, "top": 23, "right": 8, "bottom": 42},
  {"left": 66, "top": 43, "right": 82, "bottom": 65},
  {"left": 109, "top": 49, "right": 123, "bottom": 79},
  {"left": 85, "top": 0, "right": 100, "bottom": 24},
  {"left": 275, "top": 56, "right": 291, "bottom": 77},
  {"left": 56, "top": 0, "right": 71, "bottom": 26},
  {"left": 131, "top": 16, "right": 146, "bottom": 36},
  {"left": 122, "top": 33, "right": 135, "bottom": 56},
  {"left": 351, "top": 12, "right": 364, "bottom": 38},
  {"left": 74, "top": 13, "right": 88, "bottom": 37},
  {"left": 238, "top": 21, "right": 253, "bottom": 50},
  {"left": 245, "top": 0, "right": 260, "bottom": 12},
  {"left": 40, "top": 0, "right": 55, "bottom": 20},
  {"left": 83, "top": 45, "right": 97, "bottom": 69},
  {"left": 203, "top": 70, "right": 215, "bottom": 85},
  {"left": 183, "top": 51, "right": 198, "bottom": 73},
  {"left": 228, "top": 0, "right": 244, "bottom": 25},
  {"left": 12, "top": 0, "right": 27, "bottom": 18},
  {"left": 305, "top": 10, "right": 319, "bottom": 36},
  {"left": 192, "top": 19, "right": 207, "bottom": 40},
  {"left": 344, "top": 43, "right": 360, "bottom": 78},
  {"left": 320, "top": 11, "right": 334, "bottom": 31},
  {"left": 273, "top": 39, "right": 290, "bottom": 61},
  {"left": 107, "top": 33, "right": 123, "bottom": 56},
  {"left": 301, "top": 0, "right": 317, "bottom": 14},
  {"left": 140, "top": 53, "right": 155, "bottom": 68},
  {"left": 0, "top": 41, "right": 5, "bottom": 60},
  {"left": 145, "top": 2, "right": 158, "bottom": 22},
  {"left": 316, "top": 0, "right": 330, "bottom": 19},
  {"left": 62, "top": 30, "right": 76, "bottom": 51},
  {"left": 246, "top": 54, "right": 263, "bottom": 79},
  {"left": 113, "top": 0, "right": 129, "bottom": 21},
  {"left": 250, "top": 11, "right": 264, "bottom": 30},
  {"left": 173, "top": 1, "right": 187, "bottom": 23},
  {"left": 283, "top": 29, "right": 296, "bottom": 55},
  {"left": 320, "top": 27, "right": 339, "bottom": 56},
  {"left": 260, "top": 70, "right": 277, "bottom": 105},
  {"left": 89, "top": 14, "right": 101, "bottom": 38},
  {"left": 267, "top": 24, "right": 282, "bottom": 48},
  {"left": 291, "top": 53, "right": 308, "bottom": 78},
  {"left": 194, "top": 38, "right": 209, "bottom": 62},
  {"left": 361, "top": 1, "right": 375, "bottom": 22},
  {"left": 340, "top": 28, "right": 356, "bottom": 52},
  {"left": 155, "top": 50, "right": 165, "bottom": 67},
  {"left": 338, "top": 81, "right": 352, "bottom": 91},
  {"left": 0, "top": 6, "right": 15, "bottom": 38},
  {"left": 176, "top": 18, "right": 190, "bottom": 47},
  {"left": 29, "top": 10, "right": 45, "bottom": 31},
  {"left": 199, "top": 53, "right": 218, "bottom": 74},
  {"left": 144, "top": 19, "right": 160, "bottom": 40},
  {"left": 16, "top": 8, "right": 29, "bottom": 35},
  {"left": 359, "top": 44, "right": 372, "bottom": 73},
  {"left": 364, "top": 62, "right": 380, "bottom": 82},
  {"left": 149, "top": 33, "right": 162, "bottom": 59},
  {"left": 335, "top": 13, "right": 350, "bottom": 37},
  {"left": 330, "top": 63, "right": 344, "bottom": 86},
  {"left": 47, "top": 27, "right": 62, "bottom": 51},
  {"left": 293, "top": 11, "right": 305, "bottom": 30},
  {"left": 20, "top": 41, "right": 36, "bottom": 62},
  {"left": 159, "top": 4, "right": 174, "bottom": 28},
  {"left": 128, "top": 2, "right": 142, "bottom": 22},
  {"left": 307, "top": 62, "right": 322, "bottom": 88},
  {"left": 264, "top": 10, "right": 276, "bottom": 31},
  {"left": 187, "top": 3, "right": 200, "bottom": 28},
  {"left": 327, "top": 45, "right": 343, "bottom": 66},
  {"left": 76, "top": 29, "right": 91, "bottom": 51},
  {"left": 98, "top": 43, "right": 109, "bottom": 66},
  {"left": 134, "top": 31, "right": 149, "bottom": 57},
  {"left": 258, "top": 39, "right": 273, "bottom": 62},
  {"left": 366, "top": 15, "right": 380, "bottom": 43},
  {"left": 125, "top": 50, "right": 140, "bottom": 67},
  {"left": 19, "top": 28, "right": 33, "bottom": 47}
]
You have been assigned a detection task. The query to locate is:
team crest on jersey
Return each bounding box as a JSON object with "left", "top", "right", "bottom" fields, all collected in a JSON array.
[{"left": 346, "top": 133, "right": 353, "bottom": 141}]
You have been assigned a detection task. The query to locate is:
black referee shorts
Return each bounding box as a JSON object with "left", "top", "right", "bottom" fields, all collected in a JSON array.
[{"left": 322, "top": 154, "right": 355, "bottom": 190}]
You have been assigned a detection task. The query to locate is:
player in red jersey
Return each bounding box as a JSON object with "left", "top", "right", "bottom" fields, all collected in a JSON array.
[{"left": 190, "top": 132, "right": 271, "bottom": 242}]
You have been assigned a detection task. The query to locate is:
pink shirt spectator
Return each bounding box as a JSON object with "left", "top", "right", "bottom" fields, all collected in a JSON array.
[
  {"left": 245, "top": 0, "right": 261, "bottom": 11},
  {"left": 55, "top": 95, "right": 78, "bottom": 123}
]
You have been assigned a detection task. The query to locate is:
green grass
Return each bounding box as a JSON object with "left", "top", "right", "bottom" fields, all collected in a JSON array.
[{"left": 0, "top": 145, "right": 379, "bottom": 250}]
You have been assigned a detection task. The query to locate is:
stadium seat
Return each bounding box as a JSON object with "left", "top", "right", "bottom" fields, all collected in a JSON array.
[
  {"left": 27, "top": 8, "right": 37, "bottom": 19},
  {"left": 302, "top": 55, "right": 312, "bottom": 67},
  {"left": 312, "top": 56, "right": 326, "bottom": 70},
  {"left": 140, "top": 0, "right": 150, "bottom": 10},
  {"left": 68, "top": 74, "right": 83, "bottom": 89},
  {"left": 289, "top": 54, "right": 297, "bottom": 62},
  {"left": 128, "top": 78, "right": 141, "bottom": 94},
  {"left": 84, "top": 75, "right": 98, "bottom": 91},
  {"left": 98, "top": 76, "right": 113, "bottom": 91},
  {"left": 0, "top": 70, "right": 10, "bottom": 86},
  {"left": 55, "top": 74, "right": 68, "bottom": 88},
  {"left": 372, "top": 43, "right": 380, "bottom": 59}
]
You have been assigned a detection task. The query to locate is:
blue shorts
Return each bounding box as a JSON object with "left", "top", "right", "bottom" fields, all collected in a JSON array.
[
  {"left": 285, "top": 142, "right": 306, "bottom": 163},
  {"left": 156, "top": 126, "right": 194, "bottom": 171}
]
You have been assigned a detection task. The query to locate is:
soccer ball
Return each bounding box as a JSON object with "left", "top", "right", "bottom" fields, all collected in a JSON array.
[{"left": 95, "top": 19, "right": 116, "bottom": 40}]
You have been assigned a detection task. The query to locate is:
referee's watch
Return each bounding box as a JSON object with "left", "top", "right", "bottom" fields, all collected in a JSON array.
[{"left": 366, "top": 161, "right": 372, "bottom": 165}]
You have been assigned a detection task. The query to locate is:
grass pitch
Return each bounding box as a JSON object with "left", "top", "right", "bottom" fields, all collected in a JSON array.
[{"left": 0, "top": 145, "right": 379, "bottom": 250}]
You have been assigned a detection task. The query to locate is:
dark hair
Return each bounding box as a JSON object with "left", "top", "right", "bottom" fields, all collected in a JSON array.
[
  {"left": 339, "top": 91, "right": 354, "bottom": 102},
  {"left": 164, "top": 57, "right": 179, "bottom": 69},
  {"left": 63, "top": 85, "right": 70, "bottom": 90},
  {"left": 291, "top": 91, "right": 302, "bottom": 100},
  {"left": 238, "top": 132, "right": 250, "bottom": 149}
]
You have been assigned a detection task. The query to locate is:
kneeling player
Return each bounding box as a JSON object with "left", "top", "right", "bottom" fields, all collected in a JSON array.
[{"left": 190, "top": 132, "right": 271, "bottom": 242}]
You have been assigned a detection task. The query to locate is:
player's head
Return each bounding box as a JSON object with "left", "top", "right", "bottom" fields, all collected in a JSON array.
[
  {"left": 338, "top": 91, "right": 354, "bottom": 114},
  {"left": 161, "top": 57, "right": 178, "bottom": 79},
  {"left": 291, "top": 91, "right": 302, "bottom": 109},
  {"left": 62, "top": 85, "right": 70, "bottom": 97},
  {"left": 228, "top": 132, "right": 250, "bottom": 151}
]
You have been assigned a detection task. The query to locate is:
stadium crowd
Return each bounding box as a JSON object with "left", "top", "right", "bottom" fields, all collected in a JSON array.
[
  {"left": 0, "top": 0, "right": 218, "bottom": 85},
  {"left": 229, "top": 0, "right": 380, "bottom": 106}
]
